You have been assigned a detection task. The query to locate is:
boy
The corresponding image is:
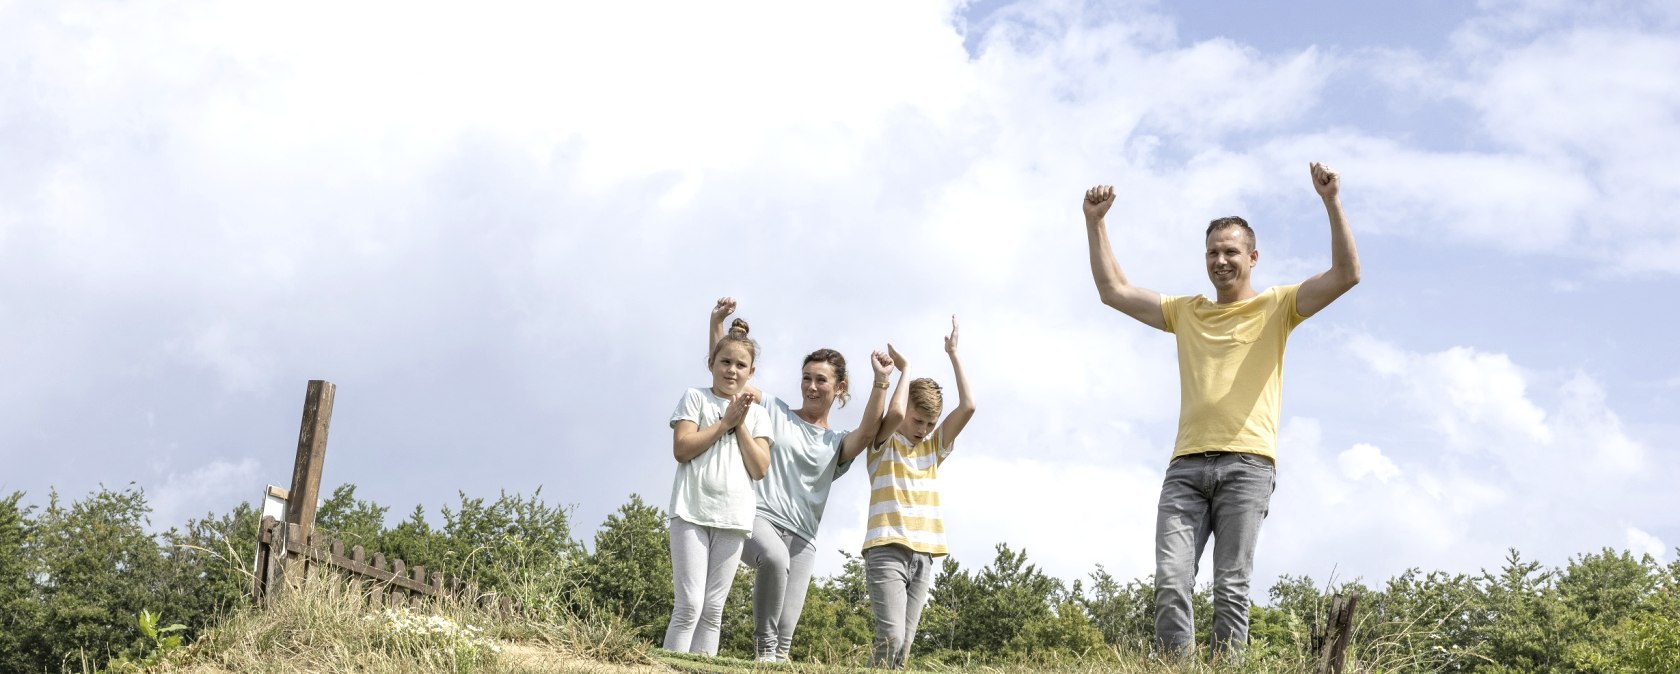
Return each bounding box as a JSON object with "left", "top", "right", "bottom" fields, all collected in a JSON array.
[{"left": 862, "top": 316, "right": 976, "bottom": 669}]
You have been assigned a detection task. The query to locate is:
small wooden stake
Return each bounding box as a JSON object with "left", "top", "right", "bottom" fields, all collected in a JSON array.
[{"left": 1314, "top": 592, "right": 1360, "bottom": 674}]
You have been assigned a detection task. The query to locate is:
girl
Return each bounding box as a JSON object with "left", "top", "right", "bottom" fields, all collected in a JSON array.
[
  {"left": 665, "top": 318, "right": 772, "bottom": 656},
  {"left": 707, "top": 298, "right": 900, "bottom": 662}
]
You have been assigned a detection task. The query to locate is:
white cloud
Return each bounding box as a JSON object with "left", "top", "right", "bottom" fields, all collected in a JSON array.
[
  {"left": 1294, "top": 333, "right": 1673, "bottom": 579},
  {"left": 187, "top": 322, "right": 274, "bottom": 394},
  {"left": 1262, "top": 418, "right": 1510, "bottom": 584},
  {"left": 1347, "top": 335, "right": 1650, "bottom": 480},
  {"left": 1626, "top": 526, "right": 1669, "bottom": 563},
  {"left": 149, "top": 458, "right": 261, "bottom": 531},
  {"left": 1337, "top": 443, "right": 1399, "bottom": 483},
  {"left": 1348, "top": 335, "right": 1551, "bottom": 453},
  {"left": 1552, "top": 373, "right": 1647, "bottom": 476},
  {"left": 1337, "top": 2, "right": 1680, "bottom": 271}
]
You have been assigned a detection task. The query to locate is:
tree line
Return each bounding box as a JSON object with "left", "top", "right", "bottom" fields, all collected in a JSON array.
[{"left": 1, "top": 484, "right": 1675, "bottom": 672}]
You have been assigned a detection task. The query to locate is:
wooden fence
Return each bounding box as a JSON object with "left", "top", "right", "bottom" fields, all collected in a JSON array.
[
  {"left": 256, "top": 515, "right": 513, "bottom": 613},
  {"left": 251, "top": 380, "right": 512, "bottom": 615}
]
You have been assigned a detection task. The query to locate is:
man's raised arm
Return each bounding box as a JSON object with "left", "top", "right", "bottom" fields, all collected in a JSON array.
[
  {"left": 1295, "top": 163, "right": 1361, "bottom": 318},
  {"left": 1084, "top": 185, "right": 1167, "bottom": 331}
]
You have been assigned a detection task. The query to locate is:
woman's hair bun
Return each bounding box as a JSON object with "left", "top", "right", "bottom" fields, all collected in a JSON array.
[{"left": 728, "top": 318, "right": 750, "bottom": 338}]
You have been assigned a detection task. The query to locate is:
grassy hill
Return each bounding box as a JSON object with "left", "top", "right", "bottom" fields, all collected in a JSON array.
[{"left": 142, "top": 572, "right": 1342, "bottom": 674}]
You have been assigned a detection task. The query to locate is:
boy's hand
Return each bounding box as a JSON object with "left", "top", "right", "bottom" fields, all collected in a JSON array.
[
  {"left": 1310, "top": 162, "right": 1339, "bottom": 200},
  {"left": 887, "top": 343, "right": 909, "bottom": 371},
  {"left": 721, "top": 392, "right": 754, "bottom": 429},
  {"left": 1083, "top": 185, "right": 1115, "bottom": 221},
  {"left": 944, "top": 315, "right": 960, "bottom": 355},
  {"left": 870, "top": 350, "right": 893, "bottom": 379},
  {"left": 710, "top": 297, "right": 737, "bottom": 325}
]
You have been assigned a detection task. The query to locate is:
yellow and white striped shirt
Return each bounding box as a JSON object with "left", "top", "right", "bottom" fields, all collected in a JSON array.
[{"left": 861, "top": 430, "right": 953, "bottom": 556}]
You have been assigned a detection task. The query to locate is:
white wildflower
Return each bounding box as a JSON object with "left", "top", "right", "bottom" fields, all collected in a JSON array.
[{"left": 369, "top": 607, "right": 502, "bottom": 663}]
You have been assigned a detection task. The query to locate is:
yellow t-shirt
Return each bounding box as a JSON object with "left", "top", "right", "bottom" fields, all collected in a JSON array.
[
  {"left": 1161, "top": 284, "right": 1306, "bottom": 463},
  {"left": 861, "top": 431, "right": 951, "bottom": 556}
]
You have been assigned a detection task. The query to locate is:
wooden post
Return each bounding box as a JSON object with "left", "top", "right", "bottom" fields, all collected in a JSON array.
[
  {"left": 254, "top": 516, "right": 277, "bottom": 603},
  {"left": 1314, "top": 592, "right": 1360, "bottom": 674},
  {"left": 284, "top": 380, "right": 336, "bottom": 551}
]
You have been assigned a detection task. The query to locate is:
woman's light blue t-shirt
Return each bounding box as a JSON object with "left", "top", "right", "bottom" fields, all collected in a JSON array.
[{"left": 754, "top": 395, "right": 855, "bottom": 544}]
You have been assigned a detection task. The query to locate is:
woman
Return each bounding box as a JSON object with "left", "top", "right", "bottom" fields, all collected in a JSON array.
[{"left": 705, "top": 297, "right": 900, "bottom": 662}]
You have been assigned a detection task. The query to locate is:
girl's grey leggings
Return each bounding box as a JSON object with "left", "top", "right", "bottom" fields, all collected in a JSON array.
[{"left": 664, "top": 516, "right": 746, "bottom": 655}]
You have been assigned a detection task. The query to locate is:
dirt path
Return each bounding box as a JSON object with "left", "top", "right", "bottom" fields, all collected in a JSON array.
[{"left": 495, "top": 642, "right": 676, "bottom": 674}]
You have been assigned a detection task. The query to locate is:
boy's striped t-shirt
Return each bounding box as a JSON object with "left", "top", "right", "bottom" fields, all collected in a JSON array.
[{"left": 861, "top": 430, "right": 953, "bottom": 556}]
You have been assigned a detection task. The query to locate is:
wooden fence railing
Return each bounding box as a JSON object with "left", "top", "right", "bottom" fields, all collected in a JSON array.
[
  {"left": 251, "top": 381, "right": 512, "bottom": 615},
  {"left": 257, "top": 515, "right": 514, "bottom": 613}
]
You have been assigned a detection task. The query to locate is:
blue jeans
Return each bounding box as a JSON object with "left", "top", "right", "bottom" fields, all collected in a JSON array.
[{"left": 1153, "top": 451, "right": 1275, "bottom": 657}]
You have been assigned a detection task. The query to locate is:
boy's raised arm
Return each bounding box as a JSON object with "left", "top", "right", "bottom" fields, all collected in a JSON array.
[
  {"left": 871, "top": 344, "right": 910, "bottom": 449},
  {"left": 841, "top": 350, "right": 895, "bottom": 463},
  {"left": 934, "top": 316, "right": 975, "bottom": 445},
  {"left": 1084, "top": 185, "right": 1168, "bottom": 331}
]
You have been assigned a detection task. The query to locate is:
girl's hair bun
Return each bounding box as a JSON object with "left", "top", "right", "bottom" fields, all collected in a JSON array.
[{"left": 710, "top": 317, "right": 759, "bottom": 365}]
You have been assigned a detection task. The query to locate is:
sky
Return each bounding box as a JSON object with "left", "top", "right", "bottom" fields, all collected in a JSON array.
[{"left": 3, "top": 0, "right": 1678, "bottom": 595}]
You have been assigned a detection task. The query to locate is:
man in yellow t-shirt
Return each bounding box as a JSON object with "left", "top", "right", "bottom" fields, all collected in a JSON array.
[{"left": 1080, "top": 163, "right": 1362, "bottom": 659}]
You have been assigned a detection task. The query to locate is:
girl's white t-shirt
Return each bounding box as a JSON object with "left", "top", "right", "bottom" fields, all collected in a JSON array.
[{"left": 668, "top": 387, "right": 772, "bottom": 533}]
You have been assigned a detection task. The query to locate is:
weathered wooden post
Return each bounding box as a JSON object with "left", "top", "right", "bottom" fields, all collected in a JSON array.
[
  {"left": 1314, "top": 591, "right": 1361, "bottom": 674},
  {"left": 253, "top": 380, "right": 336, "bottom": 604},
  {"left": 285, "top": 380, "right": 336, "bottom": 552}
]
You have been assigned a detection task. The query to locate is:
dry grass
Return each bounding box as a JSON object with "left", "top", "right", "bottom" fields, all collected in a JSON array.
[{"left": 154, "top": 570, "right": 660, "bottom": 674}]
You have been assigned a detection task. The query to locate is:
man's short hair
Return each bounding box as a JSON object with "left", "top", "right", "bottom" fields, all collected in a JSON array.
[{"left": 1206, "top": 216, "right": 1255, "bottom": 251}]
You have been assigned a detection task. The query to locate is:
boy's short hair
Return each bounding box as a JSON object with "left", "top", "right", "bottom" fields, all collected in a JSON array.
[{"left": 908, "top": 378, "right": 943, "bottom": 419}]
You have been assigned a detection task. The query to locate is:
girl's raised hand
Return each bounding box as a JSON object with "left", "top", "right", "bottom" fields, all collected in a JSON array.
[
  {"left": 944, "top": 315, "right": 960, "bottom": 354},
  {"left": 887, "top": 343, "right": 909, "bottom": 371},
  {"left": 870, "top": 350, "right": 893, "bottom": 378},
  {"left": 711, "top": 297, "right": 737, "bottom": 324}
]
